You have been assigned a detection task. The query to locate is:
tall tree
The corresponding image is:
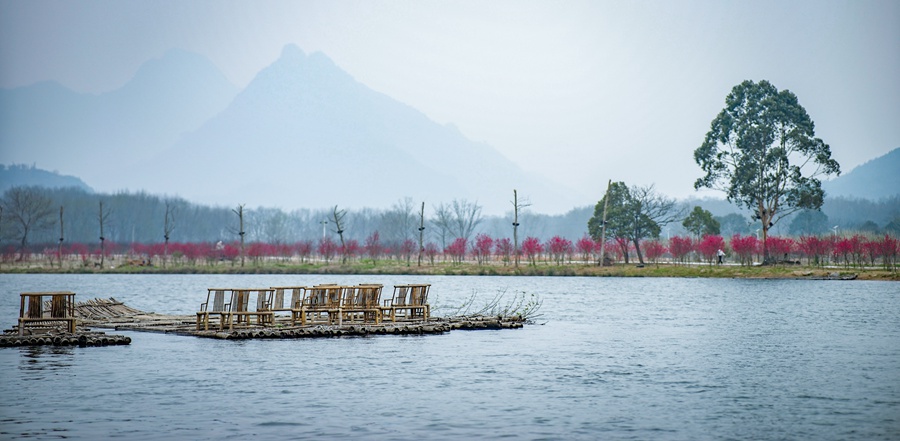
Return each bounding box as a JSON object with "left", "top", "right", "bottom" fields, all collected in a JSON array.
[
  {"left": 332, "top": 205, "right": 348, "bottom": 264},
  {"left": 57, "top": 206, "right": 64, "bottom": 268},
  {"left": 448, "top": 199, "right": 483, "bottom": 241},
  {"left": 417, "top": 202, "right": 425, "bottom": 267},
  {"left": 163, "top": 200, "right": 176, "bottom": 268},
  {"left": 588, "top": 182, "right": 678, "bottom": 265},
  {"left": 682, "top": 206, "right": 720, "bottom": 238},
  {"left": 1, "top": 186, "right": 55, "bottom": 260},
  {"left": 511, "top": 189, "right": 531, "bottom": 268},
  {"left": 694, "top": 80, "right": 840, "bottom": 262},
  {"left": 97, "top": 200, "right": 111, "bottom": 268},
  {"left": 232, "top": 204, "right": 245, "bottom": 267}
]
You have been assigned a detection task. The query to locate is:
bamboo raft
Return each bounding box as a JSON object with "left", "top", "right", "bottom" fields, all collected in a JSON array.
[{"left": 2, "top": 297, "right": 525, "bottom": 347}]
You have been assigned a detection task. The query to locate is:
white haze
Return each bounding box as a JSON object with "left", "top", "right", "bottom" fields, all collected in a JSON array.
[{"left": 1, "top": 0, "right": 898, "bottom": 214}]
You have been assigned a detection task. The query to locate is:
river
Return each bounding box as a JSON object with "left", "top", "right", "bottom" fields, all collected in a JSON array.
[{"left": 0, "top": 274, "right": 897, "bottom": 440}]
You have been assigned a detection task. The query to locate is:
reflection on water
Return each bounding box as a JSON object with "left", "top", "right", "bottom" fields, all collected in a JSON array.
[
  {"left": 0, "top": 274, "right": 898, "bottom": 440},
  {"left": 19, "top": 345, "right": 75, "bottom": 374}
]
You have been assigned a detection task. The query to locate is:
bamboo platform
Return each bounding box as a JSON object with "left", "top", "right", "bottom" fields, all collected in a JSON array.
[{"left": 2, "top": 298, "right": 525, "bottom": 347}]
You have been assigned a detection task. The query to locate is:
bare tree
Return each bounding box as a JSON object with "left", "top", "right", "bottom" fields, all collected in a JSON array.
[
  {"left": 431, "top": 203, "right": 453, "bottom": 250},
  {"left": 332, "top": 205, "right": 347, "bottom": 264},
  {"left": 417, "top": 202, "right": 425, "bottom": 267},
  {"left": 0, "top": 187, "right": 55, "bottom": 261},
  {"left": 58, "top": 206, "right": 64, "bottom": 268},
  {"left": 98, "top": 201, "right": 111, "bottom": 268},
  {"left": 380, "top": 197, "right": 416, "bottom": 244},
  {"left": 163, "top": 200, "right": 176, "bottom": 268},
  {"left": 511, "top": 190, "right": 531, "bottom": 268},
  {"left": 450, "top": 199, "right": 483, "bottom": 241},
  {"left": 232, "top": 204, "right": 246, "bottom": 267}
]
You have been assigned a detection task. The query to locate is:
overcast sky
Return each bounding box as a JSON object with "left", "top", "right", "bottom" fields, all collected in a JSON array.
[{"left": 2, "top": 0, "right": 898, "bottom": 206}]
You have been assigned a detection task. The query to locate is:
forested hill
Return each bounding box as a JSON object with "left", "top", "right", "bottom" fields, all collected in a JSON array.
[
  {"left": 0, "top": 164, "right": 92, "bottom": 194},
  {"left": 823, "top": 147, "right": 900, "bottom": 200}
]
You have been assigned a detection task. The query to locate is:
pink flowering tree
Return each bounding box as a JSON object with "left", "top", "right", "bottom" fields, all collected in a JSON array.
[
  {"left": 730, "top": 235, "right": 759, "bottom": 266},
  {"left": 576, "top": 235, "right": 595, "bottom": 263},
  {"left": 767, "top": 236, "right": 795, "bottom": 264},
  {"left": 424, "top": 242, "right": 440, "bottom": 266},
  {"left": 879, "top": 235, "right": 898, "bottom": 270},
  {"left": 446, "top": 237, "right": 468, "bottom": 264},
  {"left": 521, "top": 236, "right": 543, "bottom": 266},
  {"left": 546, "top": 236, "right": 573, "bottom": 265},
  {"left": 400, "top": 239, "right": 417, "bottom": 266},
  {"left": 696, "top": 235, "right": 725, "bottom": 265},
  {"left": 317, "top": 237, "right": 337, "bottom": 262},
  {"left": 668, "top": 236, "right": 693, "bottom": 265},
  {"left": 296, "top": 240, "right": 313, "bottom": 263},
  {"left": 643, "top": 240, "right": 667, "bottom": 267},
  {"left": 495, "top": 237, "right": 513, "bottom": 265},
  {"left": 364, "top": 231, "right": 382, "bottom": 264},
  {"left": 472, "top": 234, "right": 494, "bottom": 265}
]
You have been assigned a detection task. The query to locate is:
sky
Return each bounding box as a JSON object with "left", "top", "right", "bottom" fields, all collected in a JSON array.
[{"left": 1, "top": 0, "right": 898, "bottom": 208}]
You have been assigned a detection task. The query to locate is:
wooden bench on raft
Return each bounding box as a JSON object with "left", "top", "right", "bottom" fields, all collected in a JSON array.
[
  {"left": 338, "top": 284, "right": 384, "bottom": 325},
  {"left": 18, "top": 291, "right": 77, "bottom": 335},
  {"left": 224, "top": 288, "right": 275, "bottom": 330},
  {"left": 382, "top": 284, "right": 431, "bottom": 322},
  {"left": 196, "top": 289, "right": 231, "bottom": 331},
  {"left": 270, "top": 286, "right": 308, "bottom": 326},
  {"left": 301, "top": 284, "right": 343, "bottom": 325},
  {"left": 196, "top": 288, "right": 275, "bottom": 331}
]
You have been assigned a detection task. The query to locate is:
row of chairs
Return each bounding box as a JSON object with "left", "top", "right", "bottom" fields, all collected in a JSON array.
[{"left": 195, "top": 284, "right": 431, "bottom": 331}]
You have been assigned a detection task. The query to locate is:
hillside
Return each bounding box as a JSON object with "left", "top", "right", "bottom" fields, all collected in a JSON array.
[
  {"left": 127, "top": 45, "right": 577, "bottom": 213},
  {"left": 823, "top": 147, "right": 900, "bottom": 200},
  {"left": 0, "top": 49, "right": 239, "bottom": 191},
  {"left": 0, "top": 164, "right": 92, "bottom": 193}
]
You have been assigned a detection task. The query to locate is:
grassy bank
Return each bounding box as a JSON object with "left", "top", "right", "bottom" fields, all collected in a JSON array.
[{"left": 2, "top": 260, "right": 897, "bottom": 281}]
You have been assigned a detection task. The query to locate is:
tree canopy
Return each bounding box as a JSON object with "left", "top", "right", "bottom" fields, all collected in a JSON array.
[
  {"left": 588, "top": 182, "right": 678, "bottom": 264},
  {"left": 682, "top": 206, "right": 720, "bottom": 237},
  {"left": 694, "top": 80, "right": 840, "bottom": 261}
]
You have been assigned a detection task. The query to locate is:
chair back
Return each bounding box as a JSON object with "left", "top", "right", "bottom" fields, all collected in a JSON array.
[
  {"left": 392, "top": 285, "right": 410, "bottom": 306},
  {"left": 27, "top": 295, "right": 43, "bottom": 319},
  {"left": 410, "top": 284, "right": 430, "bottom": 306},
  {"left": 290, "top": 287, "right": 306, "bottom": 309},
  {"left": 211, "top": 290, "right": 227, "bottom": 312}
]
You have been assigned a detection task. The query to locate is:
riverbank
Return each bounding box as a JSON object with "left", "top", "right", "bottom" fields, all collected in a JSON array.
[{"left": 1, "top": 260, "right": 897, "bottom": 280}]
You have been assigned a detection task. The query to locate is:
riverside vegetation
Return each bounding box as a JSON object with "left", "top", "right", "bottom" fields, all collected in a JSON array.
[{"left": 1, "top": 252, "right": 896, "bottom": 281}]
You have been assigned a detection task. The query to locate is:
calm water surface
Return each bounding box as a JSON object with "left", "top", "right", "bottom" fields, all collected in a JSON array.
[{"left": 0, "top": 274, "right": 898, "bottom": 440}]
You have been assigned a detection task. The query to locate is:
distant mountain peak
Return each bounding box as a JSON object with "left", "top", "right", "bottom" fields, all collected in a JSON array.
[{"left": 280, "top": 43, "right": 306, "bottom": 59}]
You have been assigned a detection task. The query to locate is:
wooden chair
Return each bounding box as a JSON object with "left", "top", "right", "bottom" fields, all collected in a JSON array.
[
  {"left": 225, "top": 289, "right": 275, "bottom": 330},
  {"left": 382, "top": 284, "right": 430, "bottom": 322},
  {"left": 408, "top": 284, "right": 431, "bottom": 320},
  {"left": 196, "top": 289, "right": 231, "bottom": 331},
  {"left": 271, "top": 287, "right": 308, "bottom": 326},
  {"left": 382, "top": 285, "right": 409, "bottom": 322},
  {"left": 341, "top": 284, "right": 383, "bottom": 324},
  {"left": 18, "top": 292, "right": 77, "bottom": 335},
  {"left": 303, "top": 284, "right": 343, "bottom": 324}
]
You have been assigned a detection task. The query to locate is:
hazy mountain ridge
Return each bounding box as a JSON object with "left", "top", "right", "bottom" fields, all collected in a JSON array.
[
  {"left": 2, "top": 44, "right": 892, "bottom": 215},
  {"left": 823, "top": 147, "right": 900, "bottom": 200},
  {"left": 0, "top": 49, "right": 239, "bottom": 190},
  {"left": 131, "top": 45, "right": 576, "bottom": 213},
  {"left": 0, "top": 164, "right": 92, "bottom": 193}
]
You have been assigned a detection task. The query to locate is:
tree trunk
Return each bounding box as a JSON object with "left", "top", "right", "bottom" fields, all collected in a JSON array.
[
  {"left": 513, "top": 190, "right": 519, "bottom": 268},
  {"left": 632, "top": 238, "right": 645, "bottom": 265},
  {"left": 58, "top": 206, "right": 64, "bottom": 269},
  {"left": 598, "top": 180, "right": 611, "bottom": 266},
  {"left": 417, "top": 202, "right": 425, "bottom": 267}
]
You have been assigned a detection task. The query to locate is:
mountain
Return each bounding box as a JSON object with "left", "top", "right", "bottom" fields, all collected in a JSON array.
[
  {"left": 0, "top": 164, "right": 92, "bottom": 194},
  {"left": 0, "top": 49, "right": 239, "bottom": 190},
  {"left": 130, "top": 45, "right": 577, "bottom": 213},
  {"left": 823, "top": 148, "right": 900, "bottom": 200}
]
